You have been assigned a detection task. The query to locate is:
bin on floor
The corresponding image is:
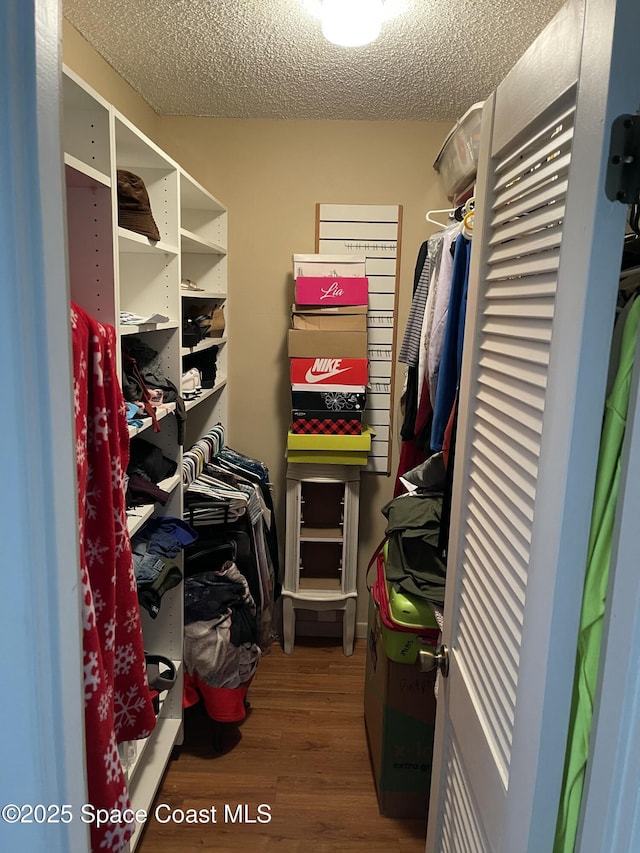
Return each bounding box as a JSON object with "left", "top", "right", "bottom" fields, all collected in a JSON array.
[{"left": 364, "top": 593, "right": 438, "bottom": 820}]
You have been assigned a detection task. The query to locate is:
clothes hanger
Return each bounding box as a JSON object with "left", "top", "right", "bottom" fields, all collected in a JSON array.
[
  {"left": 462, "top": 210, "right": 474, "bottom": 239},
  {"left": 425, "top": 207, "right": 455, "bottom": 228}
]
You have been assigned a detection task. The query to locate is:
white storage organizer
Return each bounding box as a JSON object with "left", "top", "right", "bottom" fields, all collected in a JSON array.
[
  {"left": 283, "top": 464, "right": 360, "bottom": 656},
  {"left": 433, "top": 102, "right": 484, "bottom": 202},
  {"left": 62, "top": 65, "right": 228, "bottom": 851}
]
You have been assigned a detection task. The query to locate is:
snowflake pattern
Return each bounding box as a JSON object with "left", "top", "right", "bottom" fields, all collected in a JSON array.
[
  {"left": 123, "top": 608, "right": 139, "bottom": 634},
  {"left": 79, "top": 350, "right": 87, "bottom": 379},
  {"left": 92, "top": 340, "right": 104, "bottom": 387},
  {"left": 93, "top": 588, "right": 106, "bottom": 618},
  {"left": 74, "top": 379, "right": 81, "bottom": 417},
  {"left": 81, "top": 569, "right": 96, "bottom": 633},
  {"left": 114, "top": 684, "right": 147, "bottom": 732},
  {"left": 111, "top": 456, "right": 126, "bottom": 493},
  {"left": 76, "top": 432, "right": 87, "bottom": 469},
  {"left": 85, "top": 536, "right": 109, "bottom": 569},
  {"left": 84, "top": 650, "right": 101, "bottom": 702},
  {"left": 113, "top": 506, "right": 129, "bottom": 559},
  {"left": 114, "top": 643, "right": 136, "bottom": 677},
  {"left": 85, "top": 470, "right": 100, "bottom": 521},
  {"left": 103, "top": 732, "right": 121, "bottom": 784},
  {"left": 97, "top": 685, "right": 113, "bottom": 722},
  {"left": 94, "top": 406, "right": 109, "bottom": 442},
  {"left": 104, "top": 618, "right": 116, "bottom": 653},
  {"left": 70, "top": 306, "right": 78, "bottom": 329},
  {"left": 100, "top": 823, "right": 131, "bottom": 851}
]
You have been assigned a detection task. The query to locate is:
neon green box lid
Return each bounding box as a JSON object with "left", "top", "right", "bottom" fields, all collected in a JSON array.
[
  {"left": 387, "top": 585, "right": 439, "bottom": 631},
  {"left": 287, "top": 426, "right": 373, "bottom": 451}
]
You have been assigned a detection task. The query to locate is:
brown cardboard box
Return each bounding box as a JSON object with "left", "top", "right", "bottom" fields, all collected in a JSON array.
[
  {"left": 291, "top": 304, "right": 368, "bottom": 333},
  {"left": 364, "top": 597, "right": 436, "bottom": 819},
  {"left": 288, "top": 329, "right": 368, "bottom": 358}
]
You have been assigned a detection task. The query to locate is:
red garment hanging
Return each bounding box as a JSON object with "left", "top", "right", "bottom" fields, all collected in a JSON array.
[{"left": 72, "top": 303, "right": 156, "bottom": 852}]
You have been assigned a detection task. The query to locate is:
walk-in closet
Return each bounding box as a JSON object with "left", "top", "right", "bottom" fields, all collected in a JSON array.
[{"left": 4, "top": 1, "right": 640, "bottom": 852}]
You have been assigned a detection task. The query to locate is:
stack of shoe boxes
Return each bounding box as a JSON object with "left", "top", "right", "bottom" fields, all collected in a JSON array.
[{"left": 287, "top": 254, "right": 373, "bottom": 464}]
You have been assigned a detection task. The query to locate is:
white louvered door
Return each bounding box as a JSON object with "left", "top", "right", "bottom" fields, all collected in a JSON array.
[{"left": 426, "top": 1, "right": 640, "bottom": 851}]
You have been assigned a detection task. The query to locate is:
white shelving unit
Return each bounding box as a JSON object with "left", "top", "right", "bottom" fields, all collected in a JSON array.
[
  {"left": 179, "top": 170, "right": 228, "bottom": 448},
  {"left": 62, "top": 65, "right": 230, "bottom": 851},
  {"left": 283, "top": 464, "right": 360, "bottom": 656}
]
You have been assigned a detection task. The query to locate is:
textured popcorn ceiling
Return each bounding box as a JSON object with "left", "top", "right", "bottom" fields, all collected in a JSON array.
[{"left": 63, "top": 0, "right": 566, "bottom": 121}]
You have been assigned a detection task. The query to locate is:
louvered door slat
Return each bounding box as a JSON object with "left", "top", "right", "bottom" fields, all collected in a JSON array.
[
  {"left": 487, "top": 223, "right": 563, "bottom": 264},
  {"left": 486, "top": 249, "right": 560, "bottom": 281},
  {"left": 488, "top": 203, "right": 565, "bottom": 246},
  {"left": 484, "top": 273, "right": 558, "bottom": 300},
  {"left": 495, "top": 125, "right": 573, "bottom": 191},
  {"left": 492, "top": 151, "right": 572, "bottom": 211},
  {"left": 492, "top": 178, "right": 569, "bottom": 227}
]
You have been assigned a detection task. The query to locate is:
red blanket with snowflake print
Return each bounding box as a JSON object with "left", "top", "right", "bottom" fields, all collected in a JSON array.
[{"left": 72, "top": 303, "right": 156, "bottom": 852}]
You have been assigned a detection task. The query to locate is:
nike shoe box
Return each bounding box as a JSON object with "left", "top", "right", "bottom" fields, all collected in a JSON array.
[
  {"left": 291, "top": 388, "right": 367, "bottom": 413},
  {"left": 288, "top": 329, "right": 368, "bottom": 358},
  {"left": 291, "top": 415, "right": 363, "bottom": 435},
  {"left": 295, "top": 276, "right": 368, "bottom": 307},
  {"left": 292, "top": 304, "right": 367, "bottom": 332},
  {"left": 293, "top": 253, "right": 366, "bottom": 279},
  {"left": 290, "top": 357, "right": 368, "bottom": 386}
]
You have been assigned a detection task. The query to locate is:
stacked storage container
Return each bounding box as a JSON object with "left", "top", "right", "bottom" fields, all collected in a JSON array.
[{"left": 287, "top": 254, "right": 373, "bottom": 464}]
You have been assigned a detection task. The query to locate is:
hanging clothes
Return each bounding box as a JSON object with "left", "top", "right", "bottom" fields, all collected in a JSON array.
[
  {"left": 71, "top": 302, "right": 156, "bottom": 853},
  {"left": 431, "top": 234, "right": 472, "bottom": 450},
  {"left": 425, "top": 223, "right": 460, "bottom": 407},
  {"left": 554, "top": 294, "right": 640, "bottom": 853}
]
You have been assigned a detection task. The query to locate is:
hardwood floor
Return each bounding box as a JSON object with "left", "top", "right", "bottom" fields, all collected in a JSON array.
[{"left": 137, "top": 638, "right": 428, "bottom": 852}]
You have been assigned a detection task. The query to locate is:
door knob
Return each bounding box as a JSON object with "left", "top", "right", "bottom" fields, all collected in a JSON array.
[{"left": 419, "top": 644, "right": 449, "bottom": 678}]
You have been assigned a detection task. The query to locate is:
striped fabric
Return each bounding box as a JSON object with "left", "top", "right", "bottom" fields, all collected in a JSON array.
[{"left": 398, "top": 243, "right": 431, "bottom": 366}]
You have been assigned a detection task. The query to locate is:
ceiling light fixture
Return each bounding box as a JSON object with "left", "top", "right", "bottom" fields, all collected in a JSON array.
[{"left": 303, "top": 0, "right": 408, "bottom": 48}]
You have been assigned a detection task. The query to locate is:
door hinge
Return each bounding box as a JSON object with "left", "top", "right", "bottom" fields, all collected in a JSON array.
[{"left": 606, "top": 114, "right": 640, "bottom": 204}]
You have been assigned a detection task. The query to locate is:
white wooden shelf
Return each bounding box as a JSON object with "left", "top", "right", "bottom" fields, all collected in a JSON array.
[
  {"left": 184, "top": 378, "right": 228, "bottom": 411},
  {"left": 299, "top": 577, "right": 343, "bottom": 591},
  {"left": 180, "top": 336, "right": 226, "bottom": 356},
  {"left": 283, "top": 467, "right": 360, "bottom": 655},
  {"left": 118, "top": 227, "right": 179, "bottom": 255},
  {"left": 125, "top": 660, "right": 183, "bottom": 784},
  {"left": 127, "top": 713, "right": 182, "bottom": 851},
  {"left": 120, "top": 321, "right": 179, "bottom": 336},
  {"left": 125, "top": 474, "right": 179, "bottom": 538},
  {"left": 180, "top": 289, "right": 227, "bottom": 300},
  {"left": 127, "top": 504, "right": 155, "bottom": 537},
  {"left": 180, "top": 228, "right": 226, "bottom": 255},
  {"left": 128, "top": 403, "right": 176, "bottom": 439},
  {"left": 64, "top": 155, "right": 111, "bottom": 188},
  {"left": 300, "top": 527, "right": 344, "bottom": 542}
]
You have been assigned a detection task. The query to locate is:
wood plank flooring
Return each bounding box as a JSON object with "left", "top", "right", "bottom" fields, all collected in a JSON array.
[{"left": 137, "top": 638, "right": 427, "bottom": 852}]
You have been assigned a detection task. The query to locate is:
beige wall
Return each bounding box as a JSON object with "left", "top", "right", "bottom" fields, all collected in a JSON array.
[
  {"left": 158, "top": 117, "right": 451, "bottom": 624},
  {"left": 63, "top": 19, "right": 160, "bottom": 142},
  {"left": 63, "top": 22, "right": 452, "bottom": 626}
]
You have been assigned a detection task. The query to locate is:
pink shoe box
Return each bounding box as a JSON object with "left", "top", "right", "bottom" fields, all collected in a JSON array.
[{"left": 295, "top": 276, "right": 368, "bottom": 307}]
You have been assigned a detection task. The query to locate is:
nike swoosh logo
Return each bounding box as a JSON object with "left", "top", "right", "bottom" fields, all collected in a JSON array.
[{"left": 305, "top": 367, "right": 350, "bottom": 383}]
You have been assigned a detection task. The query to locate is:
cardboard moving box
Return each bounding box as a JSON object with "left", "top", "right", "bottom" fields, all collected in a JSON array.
[
  {"left": 288, "top": 329, "right": 368, "bottom": 359},
  {"left": 292, "top": 304, "right": 368, "bottom": 333},
  {"left": 364, "top": 597, "right": 436, "bottom": 819}
]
